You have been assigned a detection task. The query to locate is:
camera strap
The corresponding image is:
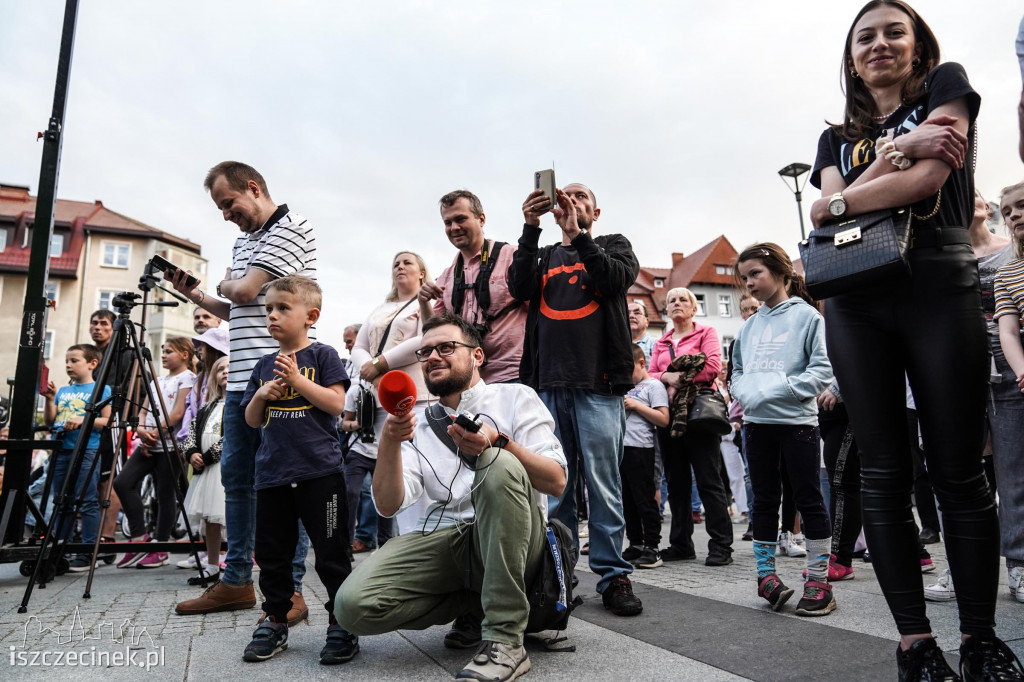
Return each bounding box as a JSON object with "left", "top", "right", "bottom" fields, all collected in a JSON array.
[{"left": 451, "top": 240, "right": 510, "bottom": 321}]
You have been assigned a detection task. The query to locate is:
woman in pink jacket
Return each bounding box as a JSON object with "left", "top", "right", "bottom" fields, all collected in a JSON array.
[{"left": 650, "top": 287, "right": 734, "bottom": 566}]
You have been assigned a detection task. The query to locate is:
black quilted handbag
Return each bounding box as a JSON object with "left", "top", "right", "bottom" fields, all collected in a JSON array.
[
  {"left": 688, "top": 388, "right": 732, "bottom": 436},
  {"left": 798, "top": 207, "right": 912, "bottom": 300}
]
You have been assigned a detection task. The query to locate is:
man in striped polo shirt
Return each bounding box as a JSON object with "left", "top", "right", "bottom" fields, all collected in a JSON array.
[{"left": 171, "top": 161, "right": 318, "bottom": 617}]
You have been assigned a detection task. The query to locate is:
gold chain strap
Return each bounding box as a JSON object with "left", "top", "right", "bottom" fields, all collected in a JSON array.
[{"left": 912, "top": 188, "right": 942, "bottom": 221}]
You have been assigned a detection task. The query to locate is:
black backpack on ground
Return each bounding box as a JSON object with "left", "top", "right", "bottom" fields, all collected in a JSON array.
[{"left": 525, "top": 517, "right": 582, "bottom": 634}]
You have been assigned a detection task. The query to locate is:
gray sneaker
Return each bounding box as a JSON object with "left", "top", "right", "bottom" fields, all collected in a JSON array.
[{"left": 455, "top": 641, "right": 531, "bottom": 681}]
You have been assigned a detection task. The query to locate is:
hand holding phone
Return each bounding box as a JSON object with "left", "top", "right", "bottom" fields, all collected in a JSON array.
[{"left": 150, "top": 254, "right": 199, "bottom": 289}]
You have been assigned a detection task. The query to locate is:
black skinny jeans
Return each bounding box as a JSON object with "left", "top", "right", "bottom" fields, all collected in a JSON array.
[
  {"left": 113, "top": 443, "right": 179, "bottom": 541},
  {"left": 744, "top": 423, "right": 831, "bottom": 542},
  {"left": 659, "top": 427, "right": 733, "bottom": 557},
  {"left": 825, "top": 243, "right": 998, "bottom": 638},
  {"left": 819, "top": 403, "right": 862, "bottom": 567}
]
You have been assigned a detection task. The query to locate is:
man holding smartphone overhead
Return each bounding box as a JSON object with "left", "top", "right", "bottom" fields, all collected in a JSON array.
[
  {"left": 508, "top": 182, "right": 643, "bottom": 617},
  {"left": 169, "top": 161, "right": 318, "bottom": 622}
]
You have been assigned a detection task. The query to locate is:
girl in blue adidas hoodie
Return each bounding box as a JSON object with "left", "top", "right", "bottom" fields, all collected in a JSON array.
[{"left": 730, "top": 243, "right": 835, "bottom": 617}]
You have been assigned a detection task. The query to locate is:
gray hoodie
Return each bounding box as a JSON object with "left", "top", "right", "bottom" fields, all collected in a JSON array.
[{"left": 730, "top": 298, "right": 833, "bottom": 426}]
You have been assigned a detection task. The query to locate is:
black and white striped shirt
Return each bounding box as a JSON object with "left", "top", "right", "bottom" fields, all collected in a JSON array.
[{"left": 227, "top": 204, "right": 317, "bottom": 391}]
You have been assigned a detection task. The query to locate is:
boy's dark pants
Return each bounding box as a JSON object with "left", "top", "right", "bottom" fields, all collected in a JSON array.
[
  {"left": 255, "top": 472, "right": 351, "bottom": 622},
  {"left": 621, "top": 446, "right": 661, "bottom": 548}
]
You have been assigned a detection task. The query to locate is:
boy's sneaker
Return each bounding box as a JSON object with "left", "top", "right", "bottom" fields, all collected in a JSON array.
[
  {"left": 1009, "top": 567, "right": 1024, "bottom": 603},
  {"left": 757, "top": 573, "right": 794, "bottom": 611},
  {"left": 177, "top": 552, "right": 207, "bottom": 569},
  {"left": 924, "top": 569, "right": 956, "bottom": 602},
  {"left": 320, "top": 624, "right": 359, "bottom": 665},
  {"left": 602, "top": 576, "right": 643, "bottom": 616},
  {"left": 137, "top": 551, "right": 168, "bottom": 569},
  {"left": 455, "top": 641, "right": 530, "bottom": 681},
  {"left": 243, "top": 619, "right": 288, "bottom": 662},
  {"left": 959, "top": 635, "right": 1024, "bottom": 681},
  {"left": 660, "top": 546, "right": 696, "bottom": 562},
  {"left": 68, "top": 555, "right": 98, "bottom": 572},
  {"left": 115, "top": 535, "right": 150, "bottom": 568},
  {"left": 896, "top": 638, "right": 959, "bottom": 682},
  {"left": 634, "top": 547, "right": 663, "bottom": 569},
  {"left": 622, "top": 545, "right": 643, "bottom": 562},
  {"left": 794, "top": 580, "right": 836, "bottom": 617},
  {"left": 919, "top": 545, "right": 935, "bottom": 573},
  {"left": 788, "top": 533, "right": 808, "bottom": 558}
]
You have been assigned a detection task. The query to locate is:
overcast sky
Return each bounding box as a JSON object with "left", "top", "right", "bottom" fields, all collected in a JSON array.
[{"left": 2, "top": 1, "right": 1022, "bottom": 344}]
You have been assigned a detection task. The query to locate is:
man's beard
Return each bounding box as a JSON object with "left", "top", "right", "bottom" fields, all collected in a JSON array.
[
  {"left": 575, "top": 216, "right": 592, "bottom": 232},
  {"left": 424, "top": 363, "right": 474, "bottom": 398}
]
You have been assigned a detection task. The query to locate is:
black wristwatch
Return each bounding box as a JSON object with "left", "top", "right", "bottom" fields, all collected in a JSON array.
[{"left": 493, "top": 432, "right": 510, "bottom": 450}]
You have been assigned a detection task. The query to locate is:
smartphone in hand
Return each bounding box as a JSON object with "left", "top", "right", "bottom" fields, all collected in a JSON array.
[
  {"left": 534, "top": 169, "right": 556, "bottom": 207},
  {"left": 150, "top": 254, "right": 199, "bottom": 288}
]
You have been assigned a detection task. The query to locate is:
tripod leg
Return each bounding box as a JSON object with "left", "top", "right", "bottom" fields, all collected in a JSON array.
[{"left": 127, "top": 324, "right": 206, "bottom": 584}]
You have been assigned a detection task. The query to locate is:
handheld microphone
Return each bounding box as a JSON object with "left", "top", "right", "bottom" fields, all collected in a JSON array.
[{"left": 377, "top": 370, "right": 417, "bottom": 416}]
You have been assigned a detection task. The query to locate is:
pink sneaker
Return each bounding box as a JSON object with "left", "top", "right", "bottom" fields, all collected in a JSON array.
[
  {"left": 920, "top": 557, "right": 935, "bottom": 573},
  {"left": 137, "top": 551, "right": 169, "bottom": 569},
  {"left": 116, "top": 535, "right": 150, "bottom": 568},
  {"left": 803, "top": 554, "right": 854, "bottom": 581}
]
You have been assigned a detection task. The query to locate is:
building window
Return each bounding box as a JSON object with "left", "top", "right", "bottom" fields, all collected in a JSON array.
[
  {"left": 101, "top": 242, "right": 131, "bottom": 268},
  {"left": 49, "top": 233, "right": 65, "bottom": 257},
  {"left": 718, "top": 294, "right": 733, "bottom": 318},
  {"left": 721, "top": 335, "right": 734, "bottom": 358},
  {"left": 694, "top": 293, "right": 707, "bottom": 316},
  {"left": 44, "top": 282, "right": 58, "bottom": 305},
  {"left": 0, "top": 228, "right": 7, "bottom": 252},
  {"left": 715, "top": 265, "right": 734, "bottom": 276},
  {"left": 43, "top": 330, "right": 54, "bottom": 360},
  {"left": 97, "top": 289, "right": 119, "bottom": 311},
  {"left": 654, "top": 278, "right": 664, "bottom": 288}
]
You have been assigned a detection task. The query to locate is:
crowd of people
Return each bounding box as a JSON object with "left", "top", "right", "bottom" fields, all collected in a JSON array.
[{"left": 19, "top": 2, "right": 1024, "bottom": 680}]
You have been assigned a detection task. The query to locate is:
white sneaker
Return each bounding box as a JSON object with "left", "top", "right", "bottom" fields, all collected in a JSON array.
[
  {"left": 776, "top": 531, "right": 790, "bottom": 557},
  {"left": 924, "top": 568, "right": 955, "bottom": 602},
  {"left": 578, "top": 525, "right": 589, "bottom": 539},
  {"left": 177, "top": 552, "right": 207, "bottom": 569},
  {"left": 1009, "top": 566, "right": 1024, "bottom": 603},
  {"left": 787, "top": 533, "right": 808, "bottom": 558}
]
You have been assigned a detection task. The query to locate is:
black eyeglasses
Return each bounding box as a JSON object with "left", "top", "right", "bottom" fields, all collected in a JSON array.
[{"left": 414, "top": 340, "right": 478, "bottom": 362}]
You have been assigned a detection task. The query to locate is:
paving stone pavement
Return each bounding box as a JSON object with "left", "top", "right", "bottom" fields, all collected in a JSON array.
[{"left": 2, "top": 517, "right": 1022, "bottom": 680}]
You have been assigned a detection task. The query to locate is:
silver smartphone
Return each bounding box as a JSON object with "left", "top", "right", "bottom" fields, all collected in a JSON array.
[{"left": 534, "top": 169, "right": 556, "bottom": 207}]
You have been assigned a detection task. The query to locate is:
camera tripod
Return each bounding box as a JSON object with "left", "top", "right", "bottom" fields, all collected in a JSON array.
[{"left": 18, "top": 290, "right": 208, "bottom": 612}]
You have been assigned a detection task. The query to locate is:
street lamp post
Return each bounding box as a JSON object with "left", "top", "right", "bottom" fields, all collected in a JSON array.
[{"left": 778, "top": 162, "right": 812, "bottom": 241}]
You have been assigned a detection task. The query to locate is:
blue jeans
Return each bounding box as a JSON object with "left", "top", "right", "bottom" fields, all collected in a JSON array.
[
  {"left": 990, "top": 342, "right": 1024, "bottom": 566},
  {"left": 540, "top": 388, "right": 632, "bottom": 592},
  {"left": 51, "top": 448, "right": 100, "bottom": 547},
  {"left": 354, "top": 474, "right": 377, "bottom": 546},
  {"left": 221, "top": 391, "right": 309, "bottom": 588}
]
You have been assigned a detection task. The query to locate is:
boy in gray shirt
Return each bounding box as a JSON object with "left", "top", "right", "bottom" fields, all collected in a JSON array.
[{"left": 621, "top": 344, "right": 669, "bottom": 569}]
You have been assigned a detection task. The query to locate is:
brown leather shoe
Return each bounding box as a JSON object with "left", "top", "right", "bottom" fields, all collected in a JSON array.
[
  {"left": 175, "top": 581, "right": 256, "bottom": 615},
  {"left": 287, "top": 591, "right": 308, "bottom": 626},
  {"left": 351, "top": 540, "right": 372, "bottom": 553},
  {"left": 257, "top": 591, "right": 309, "bottom": 627}
]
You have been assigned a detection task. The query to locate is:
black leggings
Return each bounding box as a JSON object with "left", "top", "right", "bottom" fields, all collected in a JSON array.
[
  {"left": 113, "top": 445, "right": 178, "bottom": 541},
  {"left": 825, "top": 243, "right": 998, "bottom": 638},
  {"left": 819, "top": 403, "right": 862, "bottom": 567}
]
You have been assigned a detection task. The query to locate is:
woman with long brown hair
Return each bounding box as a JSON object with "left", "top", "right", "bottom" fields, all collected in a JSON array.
[{"left": 809, "top": 2, "right": 1021, "bottom": 679}]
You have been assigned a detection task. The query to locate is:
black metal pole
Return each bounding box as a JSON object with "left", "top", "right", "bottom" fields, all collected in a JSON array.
[
  {"left": 1, "top": 0, "right": 80, "bottom": 545},
  {"left": 794, "top": 190, "right": 807, "bottom": 241}
]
